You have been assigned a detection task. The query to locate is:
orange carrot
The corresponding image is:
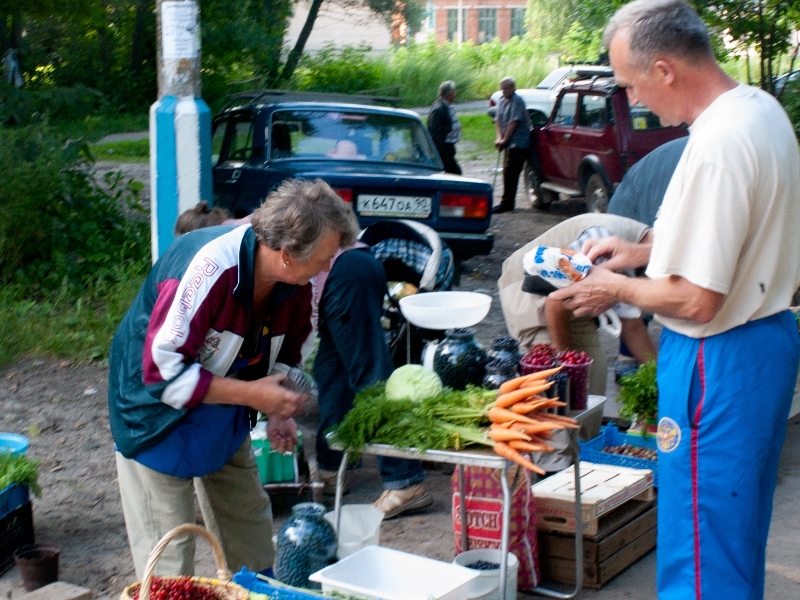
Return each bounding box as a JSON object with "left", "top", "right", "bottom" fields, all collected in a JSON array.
[
  {"left": 509, "top": 421, "right": 566, "bottom": 435},
  {"left": 493, "top": 442, "right": 546, "bottom": 475},
  {"left": 497, "top": 366, "right": 563, "bottom": 394},
  {"left": 509, "top": 439, "right": 554, "bottom": 453},
  {"left": 533, "top": 413, "right": 581, "bottom": 428},
  {"left": 488, "top": 427, "right": 532, "bottom": 443},
  {"left": 494, "top": 383, "right": 553, "bottom": 408},
  {"left": 488, "top": 406, "right": 540, "bottom": 425},
  {"left": 509, "top": 398, "right": 566, "bottom": 414}
]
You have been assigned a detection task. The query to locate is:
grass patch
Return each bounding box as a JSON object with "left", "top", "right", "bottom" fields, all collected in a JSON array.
[
  {"left": 54, "top": 113, "right": 149, "bottom": 143},
  {"left": 90, "top": 138, "right": 150, "bottom": 162},
  {"left": 460, "top": 114, "right": 497, "bottom": 148},
  {"left": 0, "top": 262, "right": 147, "bottom": 370}
]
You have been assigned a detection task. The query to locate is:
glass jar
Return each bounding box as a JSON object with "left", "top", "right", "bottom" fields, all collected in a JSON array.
[
  {"left": 482, "top": 357, "right": 519, "bottom": 390},
  {"left": 275, "top": 502, "right": 337, "bottom": 589},
  {"left": 487, "top": 336, "right": 522, "bottom": 371},
  {"left": 433, "top": 328, "right": 488, "bottom": 390}
]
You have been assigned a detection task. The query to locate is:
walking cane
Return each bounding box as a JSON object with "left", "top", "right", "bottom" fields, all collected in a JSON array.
[{"left": 491, "top": 149, "right": 502, "bottom": 195}]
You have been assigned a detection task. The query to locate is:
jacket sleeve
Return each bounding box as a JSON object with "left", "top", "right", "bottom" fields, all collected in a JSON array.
[
  {"left": 318, "top": 251, "right": 394, "bottom": 391},
  {"left": 427, "top": 103, "right": 450, "bottom": 148}
]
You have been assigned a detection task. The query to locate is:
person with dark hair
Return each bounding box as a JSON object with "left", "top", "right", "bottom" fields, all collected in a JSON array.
[
  {"left": 551, "top": 2, "right": 800, "bottom": 597},
  {"left": 174, "top": 200, "right": 230, "bottom": 236},
  {"left": 493, "top": 76, "right": 533, "bottom": 214},
  {"left": 427, "top": 80, "right": 462, "bottom": 175},
  {"left": 108, "top": 178, "right": 359, "bottom": 580}
]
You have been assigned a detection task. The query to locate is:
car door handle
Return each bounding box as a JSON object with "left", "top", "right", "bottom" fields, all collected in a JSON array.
[
  {"left": 231, "top": 169, "right": 241, "bottom": 181},
  {"left": 563, "top": 133, "right": 571, "bottom": 140}
]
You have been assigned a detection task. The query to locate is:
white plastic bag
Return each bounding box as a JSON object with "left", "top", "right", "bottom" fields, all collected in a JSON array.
[{"left": 324, "top": 505, "right": 384, "bottom": 558}]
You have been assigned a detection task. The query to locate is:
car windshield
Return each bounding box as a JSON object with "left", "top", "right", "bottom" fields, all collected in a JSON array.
[
  {"left": 537, "top": 68, "right": 571, "bottom": 89},
  {"left": 268, "top": 109, "right": 439, "bottom": 167}
]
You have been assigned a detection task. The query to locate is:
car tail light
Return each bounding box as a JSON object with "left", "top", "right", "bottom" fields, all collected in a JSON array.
[
  {"left": 333, "top": 188, "right": 353, "bottom": 203},
  {"left": 489, "top": 98, "right": 496, "bottom": 107},
  {"left": 439, "top": 193, "right": 490, "bottom": 219},
  {"left": 620, "top": 153, "right": 639, "bottom": 173}
]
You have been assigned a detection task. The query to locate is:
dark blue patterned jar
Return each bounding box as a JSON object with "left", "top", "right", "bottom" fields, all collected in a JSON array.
[
  {"left": 275, "top": 502, "right": 337, "bottom": 589},
  {"left": 433, "top": 328, "right": 488, "bottom": 390}
]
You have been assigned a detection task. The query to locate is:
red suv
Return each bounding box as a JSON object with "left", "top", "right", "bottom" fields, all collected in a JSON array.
[{"left": 526, "top": 77, "right": 687, "bottom": 212}]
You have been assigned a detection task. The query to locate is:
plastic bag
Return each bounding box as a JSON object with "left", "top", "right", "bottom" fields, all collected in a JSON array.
[{"left": 451, "top": 465, "right": 541, "bottom": 590}]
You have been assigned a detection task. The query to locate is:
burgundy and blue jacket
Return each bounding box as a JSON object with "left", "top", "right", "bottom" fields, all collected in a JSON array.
[{"left": 108, "top": 224, "right": 312, "bottom": 477}]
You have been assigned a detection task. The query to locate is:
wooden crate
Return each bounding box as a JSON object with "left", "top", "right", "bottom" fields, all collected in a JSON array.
[
  {"left": 538, "top": 499, "right": 656, "bottom": 589},
  {"left": 532, "top": 462, "right": 655, "bottom": 535}
]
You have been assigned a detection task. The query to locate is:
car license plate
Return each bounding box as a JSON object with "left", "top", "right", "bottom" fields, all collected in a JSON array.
[{"left": 357, "top": 194, "right": 431, "bottom": 218}]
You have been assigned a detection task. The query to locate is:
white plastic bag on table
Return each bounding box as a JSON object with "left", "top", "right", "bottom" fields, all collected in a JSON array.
[{"left": 324, "top": 505, "right": 384, "bottom": 559}]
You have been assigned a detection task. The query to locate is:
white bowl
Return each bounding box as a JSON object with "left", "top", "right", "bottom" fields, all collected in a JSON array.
[{"left": 399, "top": 291, "right": 492, "bottom": 330}]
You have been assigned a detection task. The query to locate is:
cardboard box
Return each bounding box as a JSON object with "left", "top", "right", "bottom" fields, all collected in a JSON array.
[
  {"left": 532, "top": 462, "right": 655, "bottom": 535},
  {"left": 539, "top": 500, "right": 656, "bottom": 588}
]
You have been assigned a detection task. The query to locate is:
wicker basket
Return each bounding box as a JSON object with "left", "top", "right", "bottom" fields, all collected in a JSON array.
[{"left": 120, "top": 524, "right": 250, "bottom": 600}]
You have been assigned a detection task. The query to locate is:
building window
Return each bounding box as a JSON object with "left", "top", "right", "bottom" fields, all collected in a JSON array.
[
  {"left": 447, "top": 8, "right": 467, "bottom": 42},
  {"left": 510, "top": 8, "right": 526, "bottom": 39},
  {"left": 477, "top": 8, "right": 497, "bottom": 43}
]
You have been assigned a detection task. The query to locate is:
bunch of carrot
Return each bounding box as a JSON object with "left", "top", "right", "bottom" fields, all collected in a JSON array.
[{"left": 485, "top": 367, "right": 579, "bottom": 475}]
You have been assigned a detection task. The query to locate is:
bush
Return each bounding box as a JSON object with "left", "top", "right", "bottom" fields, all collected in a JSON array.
[
  {"left": 0, "top": 122, "right": 150, "bottom": 296},
  {"left": 779, "top": 81, "right": 800, "bottom": 138},
  {"left": 292, "top": 44, "right": 384, "bottom": 94}
]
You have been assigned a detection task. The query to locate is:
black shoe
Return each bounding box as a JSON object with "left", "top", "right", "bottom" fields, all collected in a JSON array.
[{"left": 492, "top": 204, "right": 514, "bottom": 214}]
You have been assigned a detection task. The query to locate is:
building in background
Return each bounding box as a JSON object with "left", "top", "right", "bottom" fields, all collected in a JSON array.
[
  {"left": 422, "top": 1, "right": 527, "bottom": 44},
  {"left": 286, "top": 1, "right": 393, "bottom": 52}
]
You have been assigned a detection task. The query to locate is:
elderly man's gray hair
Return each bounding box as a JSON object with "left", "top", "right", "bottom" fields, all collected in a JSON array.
[
  {"left": 438, "top": 80, "right": 456, "bottom": 98},
  {"left": 604, "top": 0, "right": 713, "bottom": 71},
  {"left": 500, "top": 76, "right": 516, "bottom": 87}
]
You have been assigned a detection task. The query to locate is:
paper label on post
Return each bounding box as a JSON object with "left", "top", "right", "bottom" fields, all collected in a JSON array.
[{"left": 162, "top": 2, "right": 199, "bottom": 59}]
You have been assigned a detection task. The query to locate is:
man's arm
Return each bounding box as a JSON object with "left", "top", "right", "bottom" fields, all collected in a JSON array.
[
  {"left": 544, "top": 296, "right": 573, "bottom": 350},
  {"left": 550, "top": 267, "right": 725, "bottom": 323}
]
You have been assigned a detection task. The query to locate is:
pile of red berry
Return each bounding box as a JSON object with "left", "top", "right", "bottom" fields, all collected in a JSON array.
[
  {"left": 520, "top": 343, "right": 557, "bottom": 370},
  {"left": 557, "top": 350, "right": 591, "bottom": 365},
  {"left": 130, "top": 577, "right": 221, "bottom": 600}
]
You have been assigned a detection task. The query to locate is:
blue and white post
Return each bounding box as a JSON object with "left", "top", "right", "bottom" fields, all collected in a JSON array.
[{"left": 150, "top": 0, "right": 212, "bottom": 261}]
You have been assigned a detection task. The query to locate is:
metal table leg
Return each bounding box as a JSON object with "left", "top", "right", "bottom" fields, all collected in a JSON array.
[
  {"left": 334, "top": 451, "right": 349, "bottom": 536},
  {"left": 524, "top": 429, "right": 583, "bottom": 598},
  {"left": 498, "top": 462, "right": 510, "bottom": 600},
  {"left": 458, "top": 464, "right": 468, "bottom": 552}
]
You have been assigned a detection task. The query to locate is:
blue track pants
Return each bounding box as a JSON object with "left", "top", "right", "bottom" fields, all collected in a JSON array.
[{"left": 656, "top": 311, "right": 798, "bottom": 600}]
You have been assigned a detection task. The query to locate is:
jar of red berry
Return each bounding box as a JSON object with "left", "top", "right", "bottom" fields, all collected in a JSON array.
[{"left": 556, "top": 349, "right": 593, "bottom": 411}]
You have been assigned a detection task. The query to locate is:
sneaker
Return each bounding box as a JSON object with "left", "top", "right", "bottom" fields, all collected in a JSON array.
[
  {"left": 614, "top": 357, "right": 640, "bottom": 382},
  {"left": 374, "top": 484, "right": 433, "bottom": 520},
  {"left": 491, "top": 204, "right": 514, "bottom": 214},
  {"left": 319, "top": 469, "right": 351, "bottom": 496}
]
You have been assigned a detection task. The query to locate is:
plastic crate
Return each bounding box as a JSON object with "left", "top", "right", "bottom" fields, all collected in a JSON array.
[
  {"left": 0, "top": 484, "right": 29, "bottom": 520},
  {"left": 0, "top": 501, "right": 35, "bottom": 575},
  {"left": 580, "top": 424, "right": 659, "bottom": 487},
  {"left": 232, "top": 569, "right": 324, "bottom": 600}
]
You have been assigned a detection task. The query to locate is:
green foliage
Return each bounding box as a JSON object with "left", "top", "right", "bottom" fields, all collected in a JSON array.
[
  {"left": 459, "top": 114, "right": 497, "bottom": 149},
  {"left": 292, "top": 44, "right": 383, "bottom": 94},
  {"left": 617, "top": 360, "right": 658, "bottom": 424},
  {"left": 561, "top": 21, "right": 604, "bottom": 65},
  {"left": 0, "top": 452, "right": 41, "bottom": 497},
  {"left": 779, "top": 80, "right": 800, "bottom": 137},
  {"left": 0, "top": 122, "right": 150, "bottom": 295}
]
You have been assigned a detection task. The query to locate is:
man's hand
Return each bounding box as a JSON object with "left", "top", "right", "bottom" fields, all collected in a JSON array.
[
  {"left": 267, "top": 417, "right": 298, "bottom": 454},
  {"left": 549, "top": 266, "right": 626, "bottom": 317},
  {"left": 494, "top": 138, "right": 506, "bottom": 150},
  {"left": 582, "top": 236, "right": 651, "bottom": 272}
]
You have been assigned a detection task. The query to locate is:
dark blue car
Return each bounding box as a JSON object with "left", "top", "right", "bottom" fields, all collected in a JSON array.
[{"left": 211, "top": 96, "right": 494, "bottom": 262}]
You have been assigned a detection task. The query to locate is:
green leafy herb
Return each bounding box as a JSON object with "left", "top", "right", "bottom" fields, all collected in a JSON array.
[
  {"left": 330, "top": 384, "right": 497, "bottom": 454},
  {"left": 618, "top": 360, "right": 658, "bottom": 425},
  {"left": 0, "top": 451, "right": 41, "bottom": 496}
]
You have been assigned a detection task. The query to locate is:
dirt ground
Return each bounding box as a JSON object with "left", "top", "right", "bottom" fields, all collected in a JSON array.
[{"left": 0, "top": 144, "right": 607, "bottom": 598}]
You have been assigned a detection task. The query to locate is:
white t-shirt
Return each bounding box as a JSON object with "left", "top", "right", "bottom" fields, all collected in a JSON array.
[{"left": 647, "top": 84, "right": 800, "bottom": 337}]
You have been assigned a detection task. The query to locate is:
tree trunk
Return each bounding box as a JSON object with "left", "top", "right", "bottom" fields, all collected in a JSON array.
[{"left": 277, "top": 0, "right": 324, "bottom": 84}]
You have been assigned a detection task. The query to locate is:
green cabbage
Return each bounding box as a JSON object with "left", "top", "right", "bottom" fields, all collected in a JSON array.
[{"left": 385, "top": 365, "right": 443, "bottom": 402}]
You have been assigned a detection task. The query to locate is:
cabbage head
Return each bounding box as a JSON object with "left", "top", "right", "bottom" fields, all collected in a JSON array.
[{"left": 385, "top": 365, "right": 443, "bottom": 402}]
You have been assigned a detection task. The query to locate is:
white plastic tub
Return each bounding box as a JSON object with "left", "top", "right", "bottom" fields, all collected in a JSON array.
[{"left": 309, "top": 545, "right": 479, "bottom": 600}]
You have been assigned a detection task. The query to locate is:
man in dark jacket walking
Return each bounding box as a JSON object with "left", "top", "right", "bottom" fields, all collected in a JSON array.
[{"left": 427, "top": 80, "right": 462, "bottom": 175}]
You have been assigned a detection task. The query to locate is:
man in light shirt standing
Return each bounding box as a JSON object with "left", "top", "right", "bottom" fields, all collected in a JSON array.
[
  {"left": 550, "top": 1, "right": 800, "bottom": 598},
  {"left": 493, "top": 76, "right": 533, "bottom": 213}
]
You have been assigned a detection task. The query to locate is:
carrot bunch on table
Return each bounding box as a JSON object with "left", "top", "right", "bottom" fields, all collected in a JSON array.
[{"left": 486, "top": 367, "right": 579, "bottom": 475}]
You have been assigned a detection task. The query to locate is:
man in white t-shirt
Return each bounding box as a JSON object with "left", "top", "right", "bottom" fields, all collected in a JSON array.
[{"left": 550, "top": 2, "right": 800, "bottom": 599}]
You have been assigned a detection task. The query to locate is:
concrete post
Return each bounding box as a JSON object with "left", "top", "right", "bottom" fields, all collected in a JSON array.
[{"left": 150, "top": 0, "right": 212, "bottom": 261}]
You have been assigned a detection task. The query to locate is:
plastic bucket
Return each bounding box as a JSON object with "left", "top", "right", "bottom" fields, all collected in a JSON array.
[
  {"left": 453, "top": 549, "right": 518, "bottom": 600},
  {"left": 0, "top": 433, "right": 28, "bottom": 455},
  {"left": 13, "top": 543, "right": 60, "bottom": 591}
]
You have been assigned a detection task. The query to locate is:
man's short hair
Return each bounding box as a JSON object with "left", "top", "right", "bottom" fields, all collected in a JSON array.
[
  {"left": 604, "top": 0, "right": 713, "bottom": 71},
  {"left": 438, "top": 80, "right": 456, "bottom": 98},
  {"left": 500, "top": 76, "right": 516, "bottom": 88}
]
